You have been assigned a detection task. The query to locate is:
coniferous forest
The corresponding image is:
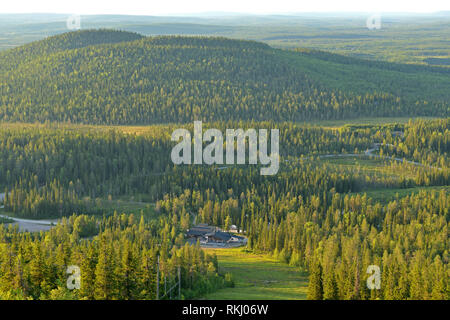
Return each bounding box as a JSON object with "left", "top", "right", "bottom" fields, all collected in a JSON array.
[{"left": 0, "top": 26, "right": 448, "bottom": 301}]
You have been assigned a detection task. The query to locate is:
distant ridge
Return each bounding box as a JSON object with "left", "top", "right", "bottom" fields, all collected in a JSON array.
[
  {"left": 0, "top": 29, "right": 448, "bottom": 124},
  {"left": 0, "top": 29, "right": 143, "bottom": 72}
]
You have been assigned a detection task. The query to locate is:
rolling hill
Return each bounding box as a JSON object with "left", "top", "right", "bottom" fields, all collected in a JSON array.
[{"left": 0, "top": 29, "right": 448, "bottom": 124}]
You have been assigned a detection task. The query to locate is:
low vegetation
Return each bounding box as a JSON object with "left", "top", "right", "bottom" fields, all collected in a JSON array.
[{"left": 203, "top": 248, "right": 308, "bottom": 300}]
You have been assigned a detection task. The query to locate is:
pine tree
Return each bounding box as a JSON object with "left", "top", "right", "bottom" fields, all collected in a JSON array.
[
  {"left": 323, "top": 271, "right": 338, "bottom": 300},
  {"left": 94, "top": 238, "right": 113, "bottom": 300},
  {"left": 307, "top": 259, "right": 323, "bottom": 300}
]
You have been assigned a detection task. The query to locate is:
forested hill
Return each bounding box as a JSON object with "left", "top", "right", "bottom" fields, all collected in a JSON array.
[
  {"left": 0, "top": 29, "right": 448, "bottom": 124},
  {"left": 0, "top": 29, "right": 144, "bottom": 74}
]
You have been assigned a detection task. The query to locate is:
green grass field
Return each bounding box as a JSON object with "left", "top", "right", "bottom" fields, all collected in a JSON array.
[
  {"left": 302, "top": 116, "right": 440, "bottom": 128},
  {"left": 86, "top": 197, "right": 154, "bottom": 215},
  {"left": 319, "top": 156, "right": 449, "bottom": 202},
  {"left": 0, "top": 117, "right": 438, "bottom": 136},
  {"left": 203, "top": 248, "right": 308, "bottom": 300},
  {"left": 353, "top": 185, "right": 450, "bottom": 204},
  {"left": 319, "top": 156, "right": 386, "bottom": 166}
]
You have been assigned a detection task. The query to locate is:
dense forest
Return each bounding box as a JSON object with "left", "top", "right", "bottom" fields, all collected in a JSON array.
[
  {"left": 0, "top": 30, "right": 448, "bottom": 124},
  {"left": 1, "top": 120, "right": 448, "bottom": 219},
  {"left": 0, "top": 212, "right": 231, "bottom": 299},
  {"left": 0, "top": 119, "right": 448, "bottom": 300},
  {"left": 0, "top": 29, "right": 448, "bottom": 300}
]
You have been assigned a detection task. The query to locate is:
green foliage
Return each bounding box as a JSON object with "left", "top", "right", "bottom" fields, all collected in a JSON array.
[
  {"left": 1, "top": 14, "right": 449, "bottom": 68},
  {"left": 0, "top": 30, "right": 448, "bottom": 124},
  {"left": 0, "top": 217, "right": 13, "bottom": 224},
  {"left": 0, "top": 27, "right": 447, "bottom": 301},
  {"left": 0, "top": 212, "right": 223, "bottom": 300},
  {"left": 224, "top": 272, "right": 235, "bottom": 288},
  {"left": 1, "top": 119, "right": 448, "bottom": 221},
  {"left": 204, "top": 248, "right": 308, "bottom": 300},
  {"left": 307, "top": 259, "right": 323, "bottom": 300}
]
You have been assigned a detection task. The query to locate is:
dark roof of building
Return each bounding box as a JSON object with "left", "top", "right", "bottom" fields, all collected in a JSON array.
[
  {"left": 207, "top": 231, "right": 232, "bottom": 241},
  {"left": 186, "top": 229, "right": 207, "bottom": 237},
  {"left": 186, "top": 224, "right": 217, "bottom": 236}
]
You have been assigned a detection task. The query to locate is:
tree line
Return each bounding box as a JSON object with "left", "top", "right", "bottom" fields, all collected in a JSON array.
[
  {"left": 0, "top": 211, "right": 229, "bottom": 299},
  {"left": 0, "top": 31, "right": 448, "bottom": 124}
]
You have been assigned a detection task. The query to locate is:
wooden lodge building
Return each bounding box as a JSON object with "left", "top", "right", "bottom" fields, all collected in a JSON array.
[{"left": 186, "top": 224, "right": 244, "bottom": 244}]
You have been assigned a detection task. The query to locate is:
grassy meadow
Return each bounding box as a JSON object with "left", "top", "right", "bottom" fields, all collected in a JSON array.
[{"left": 203, "top": 248, "right": 308, "bottom": 300}]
